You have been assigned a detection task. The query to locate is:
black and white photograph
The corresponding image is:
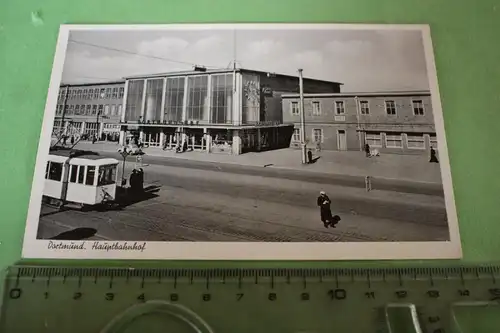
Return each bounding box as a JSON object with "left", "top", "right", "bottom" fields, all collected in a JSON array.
[{"left": 22, "top": 24, "right": 461, "bottom": 260}]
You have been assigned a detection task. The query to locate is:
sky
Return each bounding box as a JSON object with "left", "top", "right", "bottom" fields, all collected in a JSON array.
[{"left": 61, "top": 27, "right": 431, "bottom": 92}]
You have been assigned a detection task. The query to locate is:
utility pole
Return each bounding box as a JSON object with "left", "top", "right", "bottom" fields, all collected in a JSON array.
[{"left": 298, "top": 69, "right": 307, "bottom": 164}]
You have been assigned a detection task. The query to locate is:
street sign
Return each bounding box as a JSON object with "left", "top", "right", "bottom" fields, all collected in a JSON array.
[{"left": 1, "top": 265, "right": 500, "bottom": 332}]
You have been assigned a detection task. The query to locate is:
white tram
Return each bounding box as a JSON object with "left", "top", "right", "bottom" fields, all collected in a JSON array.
[{"left": 43, "top": 150, "right": 119, "bottom": 207}]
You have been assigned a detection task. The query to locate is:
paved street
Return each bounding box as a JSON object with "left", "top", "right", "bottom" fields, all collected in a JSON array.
[{"left": 37, "top": 155, "right": 450, "bottom": 242}]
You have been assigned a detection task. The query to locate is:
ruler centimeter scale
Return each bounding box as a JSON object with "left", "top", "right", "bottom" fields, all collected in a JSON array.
[{"left": 1, "top": 266, "right": 500, "bottom": 333}]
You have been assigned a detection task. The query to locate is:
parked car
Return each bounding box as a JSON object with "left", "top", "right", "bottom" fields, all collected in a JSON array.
[{"left": 118, "top": 143, "right": 143, "bottom": 156}]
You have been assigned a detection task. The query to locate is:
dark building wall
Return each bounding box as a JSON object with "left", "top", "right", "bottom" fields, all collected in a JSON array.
[{"left": 255, "top": 72, "right": 341, "bottom": 124}]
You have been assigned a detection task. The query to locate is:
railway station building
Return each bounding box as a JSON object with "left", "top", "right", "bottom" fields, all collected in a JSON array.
[
  {"left": 282, "top": 91, "right": 437, "bottom": 155},
  {"left": 118, "top": 68, "right": 342, "bottom": 155}
]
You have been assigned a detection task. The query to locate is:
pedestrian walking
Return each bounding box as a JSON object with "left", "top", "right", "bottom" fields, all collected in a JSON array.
[
  {"left": 429, "top": 146, "right": 439, "bottom": 163},
  {"left": 307, "top": 149, "right": 313, "bottom": 164},
  {"left": 317, "top": 191, "right": 340, "bottom": 228},
  {"left": 365, "top": 143, "right": 371, "bottom": 157}
]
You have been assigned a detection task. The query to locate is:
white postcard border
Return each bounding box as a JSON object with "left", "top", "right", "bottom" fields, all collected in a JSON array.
[{"left": 21, "top": 23, "right": 462, "bottom": 260}]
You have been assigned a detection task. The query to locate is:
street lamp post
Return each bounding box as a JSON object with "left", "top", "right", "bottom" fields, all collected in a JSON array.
[
  {"left": 119, "top": 147, "right": 129, "bottom": 187},
  {"left": 298, "top": 69, "right": 307, "bottom": 164}
]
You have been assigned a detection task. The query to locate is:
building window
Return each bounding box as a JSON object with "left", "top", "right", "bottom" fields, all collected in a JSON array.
[
  {"left": 335, "top": 101, "right": 345, "bottom": 115},
  {"left": 64, "top": 105, "right": 69, "bottom": 115},
  {"left": 291, "top": 102, "right": 299, "bottom": 115},
  {"left": 77, "top": 165, "right": 85, "bottom": 184},
  {"left": 80, "top": 105, "right": 85, "bottom": 114},
  {"left": 125, "top": 80, "right": 145, "bottom": 121},
  {"left": 77, "top": 89, "right": 82, "bottom": 99},
  {"left": 91, "top": 105, "right": 97, "bottom": 115},
  {"left": 313, "top": 129, "right": 323, "bottom": 143},
  {"left": 144, "top": 79, "right": 163, "bottom": 122},
  {"left": 385, "top": 133, "right": 403, "bottom": 148},
  {"left": 186, "top": 75, "right": 209, "bottom": 121},
  {"left": 47, "top": 162, "right": 63, "bottom": 181},
  {"left": 110, "top": 105, "right": 116, "bottom": 116},
  {"left": 75, "top": 105, "right": 80, "bottom": 115},
  {"left": 87, "top": 88, "right": 93, "bottom": 99},
  {"left": 68, "top": 105, "right": 74, "bottom": 114},
  {"left": 71, "top": 90, "right": 77, "bottom": 99},
  {"left": 211, "top": 73, "right": 233, "bottom": 124},
  {"left": 112, "top": 88, "right": 118, "bottom": 99},
  {"left": 105, "top": 88, "right": 111, "bottom": 99},
  {"left": 293, "top": 128, "right": 301, "bottom": 142},
  {"left": 98, "top": 165, "right": 116, "bottom": 186},
  {"left": 365, "top": 132, "right": 382, "bottom": 147},
  {"left": 118, "top": 104, "right": 123, "bottom": 116},
  {"left": 104, "top": 105, "right": 110, "bottom": 116},
  {"left": 83, "top": 89, "right": 88, "bottom": 99},
  {"left": 93, "top": 89, "right": 99, "bottom": 99},
  {"left": 430, "top": 134, "right": 438, "bottom": 149},
  {"left": 406, "top": 133, "right": 425, "bottom": 149},
  {"left": 312, "top": 101, "right": 321, "bottom": 115},
  {"left": 385, "top": 100, "right": 396, "bottom": 115},
  {"left": 360, "top": 101, "right": 370, "bottom": 114},
  {"left": 86, "top": 105, "right": 92, "bottom": 115},
  {"left": 100, "top": 88, "right": 106, "bottom": 98},
  {"left": 412, "top": 100, "right": 424, "bottom": 115},
  {"left": 98, "top": 105, "right": 103, "bottom": 115},
  {"left": 69, "top": 165, "right": 78, "bottom": 183},
  {"left": 164, "top": 77, "right": 185, "bottom": 122},
  {"left": 119, "top": 87, "right": 124, "bottom": 99}
]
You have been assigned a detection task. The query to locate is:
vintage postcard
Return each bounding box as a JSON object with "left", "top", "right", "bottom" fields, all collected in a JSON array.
[{"left": 22, "top": 24, "right": 461, "bottom": 260}]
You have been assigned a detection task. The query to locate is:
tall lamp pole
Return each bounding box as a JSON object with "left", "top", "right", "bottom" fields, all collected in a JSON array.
[{"left": 298, "top": 69, "right": 307, "bottom": 164}]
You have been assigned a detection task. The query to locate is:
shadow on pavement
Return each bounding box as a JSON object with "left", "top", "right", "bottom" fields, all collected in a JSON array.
[
  {"left": 50, "top": 227, "right": 97, "bottom": 240},
  {"left": 86, "top": 185, "right": 162, "bottom": 212}
]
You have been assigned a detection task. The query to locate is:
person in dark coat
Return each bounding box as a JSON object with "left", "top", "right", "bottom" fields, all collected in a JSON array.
[
  {"left": 138, "top": 168, "right": 144, "bottom": 192},
  {"left": 429, "top": 147, "right": 439, "bottom": 163},
  {"left": 365, "top": 143, "right": 371, "bottom": 157},
  {"left": 70, "top": 136, "right": 75, "bottom": 145},
  {"left": 307, "top": 149, "right": 313, "bottom": 164},
  {"left": 129, "top": 169, "right": 139, "bottom": 195},
  {"left": 317, "top": 191, "right": 339, "bottom": 228}
]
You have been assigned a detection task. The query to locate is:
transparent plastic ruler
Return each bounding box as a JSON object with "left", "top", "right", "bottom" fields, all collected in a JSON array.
[{"left": 1, "top": 265, "right": 500, "bottom": 332}]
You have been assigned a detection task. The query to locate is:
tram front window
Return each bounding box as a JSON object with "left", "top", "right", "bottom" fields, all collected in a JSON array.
[
  {"left": 48, "top": 162, "right": 63, "bottom": 181},
  {"left": 98, "top": 165, "right": 116, "bottom": 186},
  {"left": 85, "top": 166, "right": 95, "bottom": 186}
]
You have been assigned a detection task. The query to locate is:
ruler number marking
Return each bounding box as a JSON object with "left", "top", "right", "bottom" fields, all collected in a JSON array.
[
  {"left": 237, "top": 293, "right": 244, "bottom": 301},
  {"left": 137, "top": 293, "right": 145, "bottom": 302},
  {"left": 105, "top": 292, "right": 115, "bottom": 301},
  {"left": 328, "top": 289, "right": 347, "bottom": 300},
  {"left": 170, "top": 293, "right": 179, "bottom": 302},
  {"left": 73, "top": 292, "right": 82, "bottom": 300},
  {"left": 427, "top": 290, "right": 440, "bottom": 298},
  {"left": 488, "top": 288, "right": 500, "bottom": 301},
  {"left": 301, "top": 292, "right": 310, "bottom": 301},
  {"left": 268, "top": 293, "right": 277, "bottom": 301},
  {"left": 8, "top": 288, "right": 22, "bottom": 299},
  {"left": 202, "top": 293, "right": 211, "bottom": 302},
  {"left": 395, "top": 290, "right": 408, "bottom": 299},
  {"left": 365, "top": 291, "right": 375, "bottom": 299},
  {"left": 458, "top": 289, "right": 470, "bottom": 297}
]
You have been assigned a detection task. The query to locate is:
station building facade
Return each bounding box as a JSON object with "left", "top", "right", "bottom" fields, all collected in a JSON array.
[
  {"left": 53, "top": 81, "right": 125, "bottom": 142},
  {"left": 282, "top": 91, "right": 437, "bottom": 154},
  {"left": 119, "top": 68, "right": 342, "bottom": 154}
]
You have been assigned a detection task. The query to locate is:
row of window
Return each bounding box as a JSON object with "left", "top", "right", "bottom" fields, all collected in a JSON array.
[
  {"left": 45, "top": 161, "right": 116, "bottom": 186},
  {"left": 55, "top": 104, "right": 123, "bottom": 117},
  {"left": 292, "top": 128, "right": 437, "bottom": 150},
  {"left": 290, "top": 100, "right": 425, "bottom": 117},
  {"left": 58, "top": 87, "right": 124, "bottom": 101}
]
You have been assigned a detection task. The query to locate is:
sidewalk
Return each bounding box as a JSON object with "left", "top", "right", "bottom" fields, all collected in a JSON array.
[{"left": 73, "top": 141, "right": 443, "bottom": 183}]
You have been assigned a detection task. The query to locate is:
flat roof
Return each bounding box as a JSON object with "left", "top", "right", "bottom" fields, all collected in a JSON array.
[
  {"left": 281, "top": 90, "right": 431, "bottom": 98},
  {"left": 124, "top": 68, "right": 343, "bottom": 86},
  {"left": 59, "top": 80, "right": 125, "bottom": 88}
]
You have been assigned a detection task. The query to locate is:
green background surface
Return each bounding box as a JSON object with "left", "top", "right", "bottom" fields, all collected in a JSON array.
[{"left": 1, "top": 0, "right": 500, "bottom": 270}]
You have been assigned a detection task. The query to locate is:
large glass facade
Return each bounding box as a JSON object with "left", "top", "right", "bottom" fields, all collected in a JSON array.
[
  {"left": 211, "top": 73, "right": 233, "bottom": 124},
  {"left": 164, "top": 77, "right": 185, "bottom": 122},
  {"left": 144, "top": 79, "right": 163, "bottom": 121},
  {"left": 125, "top": 80, "right": 145, "bottom": 121},
  {"left": 186, "top": 75, "right": 209, "bottom": 122}
]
